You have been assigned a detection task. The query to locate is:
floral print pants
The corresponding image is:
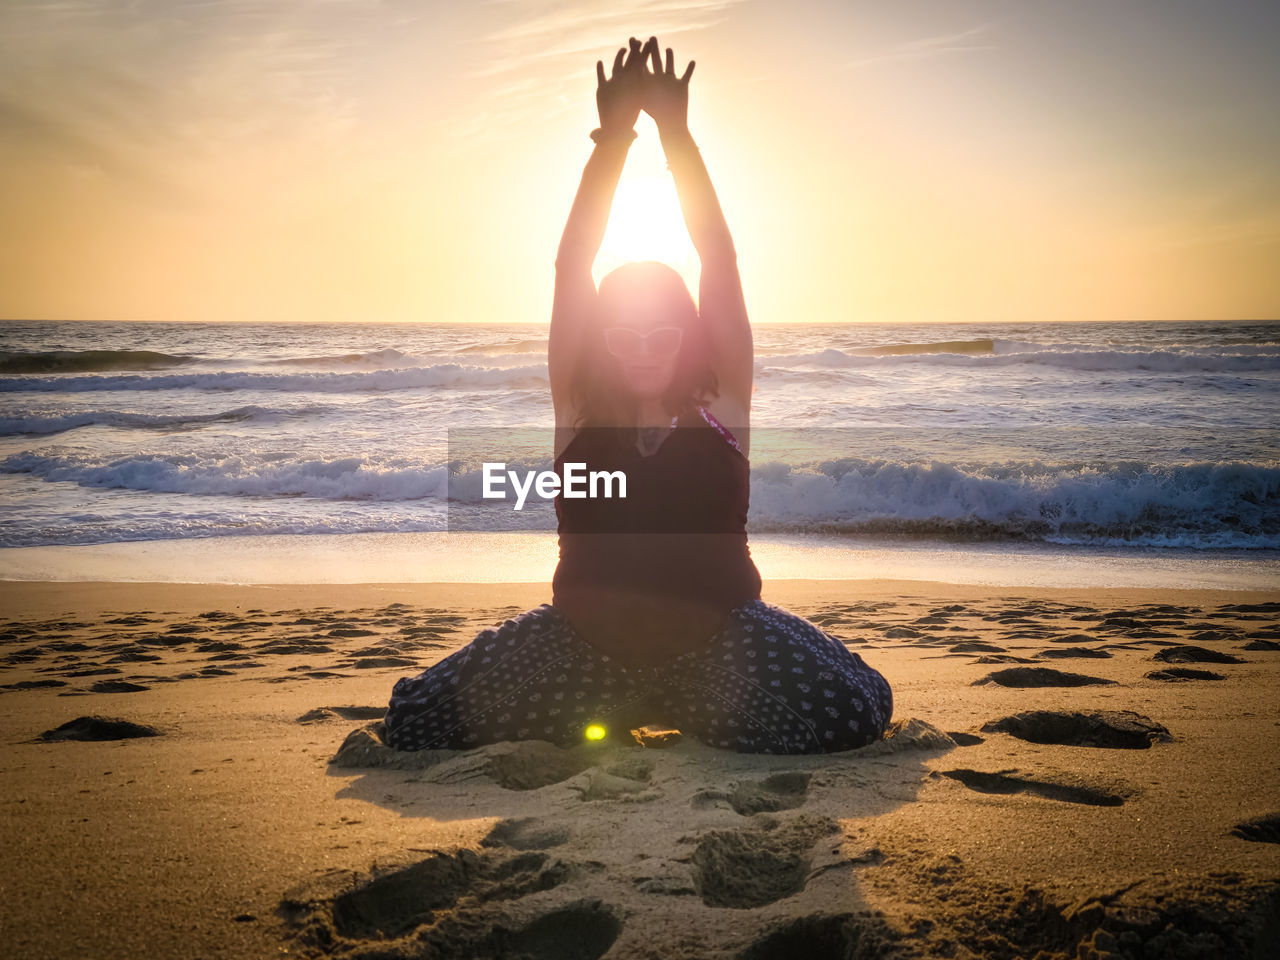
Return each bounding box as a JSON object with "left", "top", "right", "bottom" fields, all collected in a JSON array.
[{"left": 385, "top": 599, "right": 893, "bottom": 755}]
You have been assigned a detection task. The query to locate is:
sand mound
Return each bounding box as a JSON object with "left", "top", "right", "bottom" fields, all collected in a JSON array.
[{"left": 38, "top": 715, "right": 161, "bottom": 741}]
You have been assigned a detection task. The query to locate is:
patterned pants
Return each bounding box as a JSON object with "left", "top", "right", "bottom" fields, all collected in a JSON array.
[{"left": 385, "top": 599, "right": 893, "bottom": 755}]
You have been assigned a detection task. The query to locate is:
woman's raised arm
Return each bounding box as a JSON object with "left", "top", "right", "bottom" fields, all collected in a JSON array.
[
  {"left": 644, "top": 39, "right": 753, "bottom": 414},
  {"left": 549, "top": 38, "right": 648, "bottom": 425}
]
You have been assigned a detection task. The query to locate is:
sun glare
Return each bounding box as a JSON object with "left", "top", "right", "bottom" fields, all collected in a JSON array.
[{"left": 599, "top": 174, "right": 695, "bottom": 268}]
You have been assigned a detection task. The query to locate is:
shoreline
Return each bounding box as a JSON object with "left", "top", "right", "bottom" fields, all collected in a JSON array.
[
  {"left": 2, "top": 530, "right": 1277, "bottom": 590},
  {"left": 3, "top": 577, "right": 1278, "bottom": 621}
]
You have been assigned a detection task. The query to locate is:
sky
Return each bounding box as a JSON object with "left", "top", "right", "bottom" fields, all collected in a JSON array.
[{"left": 1, "top": 0, "right": 1278, "bottom": 325}]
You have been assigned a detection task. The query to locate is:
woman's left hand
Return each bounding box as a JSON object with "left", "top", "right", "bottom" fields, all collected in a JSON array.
[
  {"left": 642, "top": 36, "right": 694, "bottom": 135},
  {"left": 596, "top": 36, "right": 650, "bottom": 134}
]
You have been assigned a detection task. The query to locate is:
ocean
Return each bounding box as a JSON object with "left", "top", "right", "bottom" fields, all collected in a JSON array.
[{"left": 1, "top": 318, "right": 1277, "bottom": 587}]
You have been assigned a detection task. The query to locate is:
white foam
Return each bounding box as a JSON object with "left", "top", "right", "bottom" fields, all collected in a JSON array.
[
  {"left": 4, "top": 450, "right": 1276, "bottom": 549},
  {"left": 1, "top": 450, "right": 450, "bottom": 501},
  {"left": 755, "top": 347, "right": 1280, "bottom": 374}
]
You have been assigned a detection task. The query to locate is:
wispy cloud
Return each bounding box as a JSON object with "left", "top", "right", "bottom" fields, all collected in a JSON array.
[
  {"left": 0, "top": 0, "right": 377, "bottom": 197},
  {"left": 842, "top": 21, "right": 998, "bottom": 70},
  {"left": 453, "top": 0, "right": 745, "bottom": 146},
  {"left": 469, "top": 0, "right": 741, "bottom": 76}
]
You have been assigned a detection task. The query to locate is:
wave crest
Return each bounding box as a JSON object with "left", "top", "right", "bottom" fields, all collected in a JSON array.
[
  {"left": 0, "top": 349, "right": 193, "bottom": 374},
  {"left": 4, "top": 450, "right": 1276, "bottom": 548},
  {"left": 0, "top": 405, "right": 297, "bottom": 436},
  {"left": 0, "top": 362, "right": 548, "bottom": 394},
  {"left": 760, "top": 346, "right": 1280, "bottom": 374},
  {"left": 747, "top": 458, "right": 1280, "bottom": 548}
]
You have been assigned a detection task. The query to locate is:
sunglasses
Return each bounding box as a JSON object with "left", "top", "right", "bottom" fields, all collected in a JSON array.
[{"left": 603, "top": 326, "right": 684, "bottom": 358}]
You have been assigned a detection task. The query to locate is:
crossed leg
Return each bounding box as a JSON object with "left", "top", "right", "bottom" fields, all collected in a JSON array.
[{"left": 384, "top": 600, "right": 893, "bottom": 755}]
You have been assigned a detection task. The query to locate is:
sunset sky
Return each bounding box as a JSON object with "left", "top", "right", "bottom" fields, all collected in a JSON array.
[{"left": 1, "top": 0, "right": 1277, "bottom": 325}]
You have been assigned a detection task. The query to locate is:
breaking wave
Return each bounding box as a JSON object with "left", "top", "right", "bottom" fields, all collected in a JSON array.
[{"left": 4, "top": 450, "right": 1275, "bottom": 548}]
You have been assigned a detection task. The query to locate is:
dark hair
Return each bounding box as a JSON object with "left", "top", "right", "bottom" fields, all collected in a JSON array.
[{"left": 569, "top": 260, "right": 719, "bottom": 432}]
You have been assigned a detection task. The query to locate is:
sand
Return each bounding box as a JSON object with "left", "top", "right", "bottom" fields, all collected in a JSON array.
[{"left": 0, "top": 579, "right": 1277, "bottom": 959}]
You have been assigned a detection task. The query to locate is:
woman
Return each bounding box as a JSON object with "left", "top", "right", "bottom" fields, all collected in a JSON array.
[{"left": 385, "top": 36, "right": 892, "bottom": 754}]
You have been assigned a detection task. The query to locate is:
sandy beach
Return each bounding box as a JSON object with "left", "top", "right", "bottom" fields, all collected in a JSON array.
[{"left": 1, "top": 578, "right": 1277, "bottom": 959}]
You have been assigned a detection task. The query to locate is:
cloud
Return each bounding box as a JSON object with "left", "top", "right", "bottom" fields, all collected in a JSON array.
[
  {"left": 842, "top": 21, "right": 998, "bottom": 69},
  {"left": 471, "top": 0, "right": 742, "bottom": 73},
  {"left": 452, "top": 0, "right": 744, "bottom": 145},
  {"left": 0, "top": 0, "right": 378, "bottom": 196}
]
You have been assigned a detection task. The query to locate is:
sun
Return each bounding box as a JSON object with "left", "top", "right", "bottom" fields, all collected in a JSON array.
[{"left": 598, "top": 173, "right": 695, "bottom": 269}]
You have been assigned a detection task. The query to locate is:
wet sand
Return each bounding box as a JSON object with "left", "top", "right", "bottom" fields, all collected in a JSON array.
[{"left": 1, "top": 579, "right": 1278, "bottom": 959}]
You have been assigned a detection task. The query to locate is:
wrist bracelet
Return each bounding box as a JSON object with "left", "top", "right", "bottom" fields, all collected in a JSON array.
[{"left": 590, "top": 127, "right": 638, "bottom": 145}]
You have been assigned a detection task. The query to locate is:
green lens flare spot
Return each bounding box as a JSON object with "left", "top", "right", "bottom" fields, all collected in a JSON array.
[{"left": 584, "top": 723, "right": 607, "bottom": 741}]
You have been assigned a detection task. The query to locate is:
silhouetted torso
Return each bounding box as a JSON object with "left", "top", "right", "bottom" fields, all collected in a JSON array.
[{"left": 552, "top": 407, "right": 762, "bottom": 666}]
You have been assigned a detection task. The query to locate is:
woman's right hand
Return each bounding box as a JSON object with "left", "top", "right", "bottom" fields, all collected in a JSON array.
[{"left": 596, "top": 37, "right": 648, "bottom": 135}]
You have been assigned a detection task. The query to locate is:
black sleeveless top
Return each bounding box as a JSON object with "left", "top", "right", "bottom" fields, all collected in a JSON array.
[{"left": 552, "top": 406, "right": 762, "bottom": 666}]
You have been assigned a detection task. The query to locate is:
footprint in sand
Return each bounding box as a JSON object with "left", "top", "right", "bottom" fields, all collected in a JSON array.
[
  {"left": 195, "top": 640, "right": 241, "bottom": 654},
  {"left": 256, "top": 640, "right": 333, "bottom": 656},
  {"left": 979, "top": 710, "right": 1172, "bottom": 749},
  {"left": 565, "top": 756, "right": 659, "bottom": 803},
  {"left": 2, "top": 678, "right": 68, "bottom": 691},
  {"left": 58, "top": 666, "right": 121, "bottom": 678},
  {"left": 1036, "top": 646, "right": 1112, "bottom": 659},
  {"left": 280, "top": 849, "right": 620, "bottom": 960},
  {"left": 686, "top": 813, "right": 840, "bottom": 908},
  {"left": 481, "top": 817, "right": 572, "bottom": 851},
  {"left": 1152, "top": 645, "right": 1245, "bottom": 665},
  {"left": 1187, "top": 628, "right": 1244, "bottom": 643},
  {"left": 1217, "top": 601, "right": 1280, "bottom": 614},
  {"left": 948, "top": 641, "right": 1008, "bottom": 654},
  {"left": 343, "top": 653, "right": 419, "bottom": 669},
  {"left": 88, "top": 679, "right": 149, "bottom": 693},
  {"left": 104, "top": 615, "right": 158, "bottom": 626},
  {"left": 1047, "top": 633, "right": 1107, "bottom": 644},
  {"left": 882, "top": 626, "right": 926, "bottom": 640},
  {"left": 329, "top": 724, "right": 598, "bottom": 790},
  {"left": 1242, "top": 638, "right": 1280, "bottom": 650},
  {"left": 937, "top": 768, "right": 1127, "bottom": 806},
  {"left": 107, "top": 650, "right": 162, "bottom": 663},
  {"left": 38, "top": 715, "right": 161, "bottom": 741},
  {"left": 737, "top": 912, "right": 897, "bottom": 960},
  {"left": 566, "top": 770, "right": 658, "bottom": 803},
  {"left": 326, "top": 850, "right": 569, "bottom": 938},
  {"left": 691, "top": 771, "right": 812, "bottom": 816},
  {"left": 1231, "top": 813, "right": 1280, "bottom": 845},
  {"left": 972, "top": 666, "right": 1116, "bottom": 688},
  {"left": 1146, "top": 667, "right": 1225, "bottom": 682},
  {"left": 296, "top": 705, "right": 386, "bottom": 724}
]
